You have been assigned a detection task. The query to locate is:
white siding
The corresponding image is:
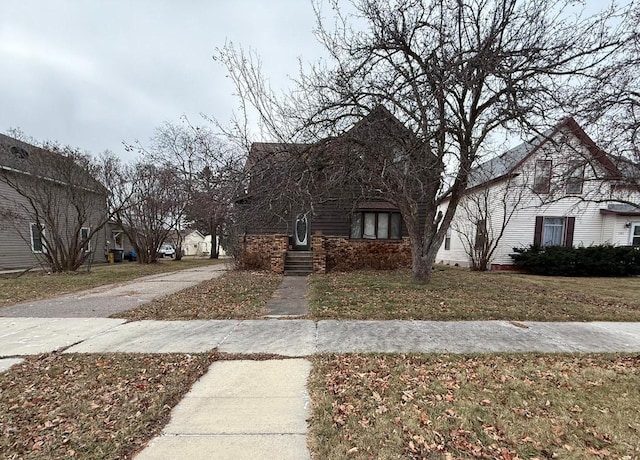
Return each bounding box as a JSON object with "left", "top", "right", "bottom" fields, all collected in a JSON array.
[{"left": 436, "top": 126, "right": 640, "bottom": 268}]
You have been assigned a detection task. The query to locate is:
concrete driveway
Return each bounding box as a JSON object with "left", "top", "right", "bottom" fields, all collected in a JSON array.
[{"left": 0, "top": 263, "right": 228, "bottom": 318}]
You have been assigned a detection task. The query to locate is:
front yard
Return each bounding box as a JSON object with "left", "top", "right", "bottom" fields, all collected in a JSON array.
[
  {"left": 0, "top": 353, "right": 214, "bottom": 459},
  {"left": 309, "top": 267, "right": 640, "bottom": 322},
  {"left": 2, "top": 353, "right": 639, "bottom": 459},
  {"left": 113, "top": 271, "right": 282, "bottom": 320},
  {"left": 308, "top": 353, "right": 640, "bottom": 459}
]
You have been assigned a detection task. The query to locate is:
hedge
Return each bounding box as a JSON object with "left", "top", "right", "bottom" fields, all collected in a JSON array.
[{"left": 510, "top": 244, "right": 640, "bottom": 276}]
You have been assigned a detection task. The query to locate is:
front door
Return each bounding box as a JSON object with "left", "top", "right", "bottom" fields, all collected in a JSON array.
[{"left": 292, "top": 212, "right": 310, "bottom": 250}]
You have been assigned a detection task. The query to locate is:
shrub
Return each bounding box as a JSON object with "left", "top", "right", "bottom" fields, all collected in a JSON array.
[
  {"left": 235, "top": 250, "right": 269, "bottom": 271},
  {"left": 510, "top": 244, "right": 640, "bottom": 276}
]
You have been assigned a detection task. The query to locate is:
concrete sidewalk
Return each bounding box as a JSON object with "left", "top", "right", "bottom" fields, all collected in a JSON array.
[
  {"left": 2, "top": 318, "right": 640, "bottom": 358},
  {"left": 0, "top": 263, "right": 228, "bottom": 318},
  {"left": 136, "top": 360, "right": 311, "bottom": 460}
]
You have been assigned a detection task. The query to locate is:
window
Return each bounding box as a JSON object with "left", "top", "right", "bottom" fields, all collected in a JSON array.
[
  {"left": 30, "top": 223, "right": 45, "bottom": 253},
  {"left": 474, "top": 219, "right": 487, "bottom": 250},
  {"left": 350, "top": 211, "right": 402, "bottom": 240},
  {"left": 533, "top": 159, "right": 552, "bottom": 194},
  {"left": 81, "top": 227, "right": 91, "bottom": 252},
  {"left": 631, "top": 223, "right": 640, "bottom": 247},
  {"left": 566, "top": 161, "right": 585, "bottom": 194},
  {"left": 534, "top": 216, "right": 575, "bottom": 247},
  {"left": 444, "top": 227, "right": 452, "bottom": 250},
  {"left": 542, "top": 217, "right": 564, "bottom": 246},
  {"left": 10, "top": 145, "right": 29, "bottom": 159},
  {"left": 112, "top": 231, "right": 124, "bottom": 249}
]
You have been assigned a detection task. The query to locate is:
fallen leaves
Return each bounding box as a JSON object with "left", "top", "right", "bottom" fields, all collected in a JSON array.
[
  {"left": 0, "top": 352, "right": 215, "bottom": 459},
  {"left": 113, "top": 271, "right": 281, "bottom": 320},
  {"left": 309, "top": 353, "right": 640, "bottom": 459}
]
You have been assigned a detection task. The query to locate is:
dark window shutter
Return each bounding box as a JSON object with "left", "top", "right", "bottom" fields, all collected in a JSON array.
[
  {"left": 564, "top": 217, "right": 575, "bottom": 247},
  {"left": 534, "top": 216, "right": 543, "bottom": 246}
]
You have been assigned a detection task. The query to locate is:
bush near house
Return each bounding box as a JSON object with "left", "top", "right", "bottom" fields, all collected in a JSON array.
[{"left": 511, "top": 244, "right": 640, "bottom": 276}]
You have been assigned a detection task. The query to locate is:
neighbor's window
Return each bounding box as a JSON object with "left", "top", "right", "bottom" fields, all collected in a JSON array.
[
  {"left": 444, "top": 227, "right": 452, "bottom": 250},
  {"left": 542, "top": 217, "right": 565, "bottom": 247},
  {"left": 566, "top": 161, "right": 585, "bottom": 194},
  {"left": 81, "top": 227, "right": 91, "bottom": 252},
  {"left": 30, "top": 223, "right": 45, "bottom": 253},
  {"left": 112, "top": 231, "right": 124, "bottom": 249},
  {"left": 533, "top": 159, "right": 552, "bottom": 194},
  {"left": 350, "top": 212, "right": 402, "bottom": 240},
  {"left": 631, "top": 223, "right": 640, "bottom": 247},
  {"left": 534, "top": 216, "right": 575, "bottom": 248}
]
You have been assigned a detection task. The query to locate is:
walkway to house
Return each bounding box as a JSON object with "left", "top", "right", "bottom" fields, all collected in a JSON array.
[
  {"left": 264, "top": 276, "right": 309, "bottom": 317},
  {"left": 2, "top": 271, "right": 640, "bottom": 458}
]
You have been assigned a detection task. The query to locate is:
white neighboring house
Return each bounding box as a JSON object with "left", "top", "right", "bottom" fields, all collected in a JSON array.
[
  {"left": 436, "top": 117, "right": 640, "bottom": 270},
  {"left": 181, "top": 230, "right": 227, "bottom": 257},
  {"left": 181, "top": 230, "right": 207, "bottom": 256}
]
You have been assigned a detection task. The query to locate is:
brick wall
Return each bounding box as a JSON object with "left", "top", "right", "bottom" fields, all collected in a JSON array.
[
  {"left": 238, "top": 234, "right": 288, "bottom": 273},
  {"left": 312, "top": 232, "right": 327, "bottom": 274},
  {"left": 324, "top": 236, "right": 412, "bottom": 271},
  {"left": 240, "top": 234, "right": 412, "bottom": 273}
]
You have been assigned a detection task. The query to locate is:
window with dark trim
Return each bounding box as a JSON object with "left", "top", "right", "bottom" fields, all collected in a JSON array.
[
  {"left": 444, "top": 227, "right": 452, "bottom": 250},
  {"left": 533, "top": 159, "right": 552, "bottom": 194},
  {"left": 566, "top": 161, "right": 585, "bottom": 194},
  {"left": 30, "top": 223, "right": 45, "bottom": 253},
  {"left": 534, "top": 216, "right": 575, "bottom": 247},
  {"left": 81, "top": 227, "right": 91, "bottom": 252},
  {"left": 350, "top": 211, "right": 402, "bottom": 240},
  {"left": 631, "top": 223, "right": 640, "bottom": 247}
]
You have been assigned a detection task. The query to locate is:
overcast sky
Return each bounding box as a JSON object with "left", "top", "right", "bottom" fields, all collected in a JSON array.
[{"left": 0, "top": 1, "right": 325, "bottom": 160}]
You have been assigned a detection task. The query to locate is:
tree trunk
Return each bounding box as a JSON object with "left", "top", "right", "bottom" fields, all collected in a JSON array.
[
  {"left": 174, "top": 232, "right": 184, "bottom": 261},
  {"left": 209, "top": 225, "right": 219, "bottom": 259}
]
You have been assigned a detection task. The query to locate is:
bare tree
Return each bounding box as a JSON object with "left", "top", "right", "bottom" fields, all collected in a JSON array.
[
  {"left": 109, "top": 160, "right": 185, "bottom": 264},
  {"left": 453, "top": 173, "right": 528, "bottom": 271},
  {"left": 218, "top": 0, "right": 635, "bottom": 283},
  {"left": 136, "top": 120, "right": 244, "bottom": 260},
  {"left": 0, "top": 132, "right": 113, "bottom": 272}
]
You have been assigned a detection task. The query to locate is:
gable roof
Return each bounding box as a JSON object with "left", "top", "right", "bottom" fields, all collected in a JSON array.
[
  {"left": 464, "top": 117, "right": 621, "bottom": 193},
  {"left": 0, "top": 133, "right": 106, "bottom": 195}
]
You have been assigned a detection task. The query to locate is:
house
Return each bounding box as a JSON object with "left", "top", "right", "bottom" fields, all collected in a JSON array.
[
  {"left": 436, "top": 117, "right": 640, "bottom": 270},
  {"left": 0, "top": 133, "right": 108, "bottom": 271},
  {"left": 181, "top": 230, "right": 207, "bottom": 256},
  {"left": 237, "top": 107, "right": 413, "bottom": 274},
  {"left": 105, "top": 221, "right": 137, "bottom": 261}
]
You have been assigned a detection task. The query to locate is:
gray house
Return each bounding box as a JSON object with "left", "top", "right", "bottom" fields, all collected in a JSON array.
[{"left": 0, "top": 133, "right": 108, "bottom": 271}]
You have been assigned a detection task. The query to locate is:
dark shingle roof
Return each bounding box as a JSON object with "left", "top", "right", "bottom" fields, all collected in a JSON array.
[
  {"left": 466, "top": 129, "right": 553, "bottom": 189},
  {"left": 0, "top": 133, "right": 106, "bottom": 195},
  {"left": 464, "top": 118, "right": 621, "bottom": 192}
]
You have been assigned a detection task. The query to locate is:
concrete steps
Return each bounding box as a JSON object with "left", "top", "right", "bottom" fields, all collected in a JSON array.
[{"left": 284, "top": 251, "right": 312, "bottom": 276}]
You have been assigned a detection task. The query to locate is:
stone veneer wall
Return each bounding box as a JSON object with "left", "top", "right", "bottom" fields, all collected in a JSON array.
[
  {"left": 323, "top": 236, "right": 412, "bottom": 271},
  {"left": 311, "top": 232, "right": 327, "bottom": 274},
  {"left": 239, "top": 234, "right": 288, "bottom": 273},
  {"left": 241, "top": 234, "right": 412, "bottom": 273}
]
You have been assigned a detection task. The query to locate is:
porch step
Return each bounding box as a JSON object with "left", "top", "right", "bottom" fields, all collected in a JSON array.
[{"left": 284, "top": 251, "right": 313, "bottom": 276}]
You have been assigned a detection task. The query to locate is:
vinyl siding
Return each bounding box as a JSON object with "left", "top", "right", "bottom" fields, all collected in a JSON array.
[
  {"left": 436, "top": 127, "right": 640, "bottom": 268},
  {"left": 0, "top": 173, "right": 108, "bottom": 270}
]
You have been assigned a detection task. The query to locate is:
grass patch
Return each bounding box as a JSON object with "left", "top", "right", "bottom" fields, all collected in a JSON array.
[
  {"left": 0, "top": 352, "right": 214, "bottom": 459},
  {"left": 309, "top": 353, "right": 640, "bottom": 459},
  {"left": 310, "top": 267, "right": 640, "bottom": 321},
  {"left": 0, "top": 258, "right": 224, "bottom": 308},
  {"left": 112, "top": 271, "right": 282, "bottom": 320}
]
